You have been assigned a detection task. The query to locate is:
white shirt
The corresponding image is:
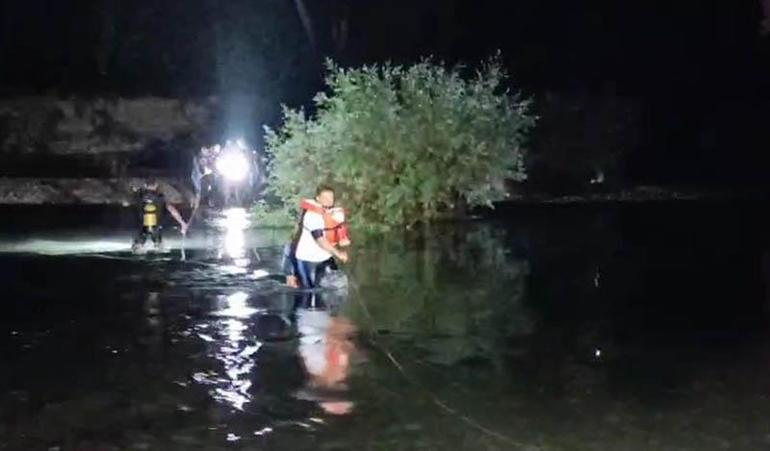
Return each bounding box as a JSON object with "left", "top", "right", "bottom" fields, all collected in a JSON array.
[{"left": 295, "top": 210, "right": 332, "bottom": 262}]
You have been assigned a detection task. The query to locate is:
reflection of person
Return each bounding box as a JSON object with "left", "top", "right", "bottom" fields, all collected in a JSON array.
[
  {"left": 131, "top": 178, "right": 187, "bottom": 253},
  {"left": 288, "top": 185, "right": 351, "bottom": 289},
  {"left": 143, "top": 292, "right": 163, "bottom": 358},
  {"left": 296, "top": 308, "right": 357, "bottom": 415}
]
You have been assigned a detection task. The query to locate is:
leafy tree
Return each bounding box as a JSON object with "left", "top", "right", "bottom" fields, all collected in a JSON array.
[{"left": 255, "top": 56, "right": 535, "bottom": 230}]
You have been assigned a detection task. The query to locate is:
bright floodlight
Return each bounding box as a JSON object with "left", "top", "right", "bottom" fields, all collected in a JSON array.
[{"left": 216, "top": 151, "right": 249, "bottom": 182}]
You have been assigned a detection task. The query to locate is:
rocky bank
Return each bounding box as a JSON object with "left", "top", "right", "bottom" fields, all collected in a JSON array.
[
  {"left": 0, "top": 178, "right": 193, "bottom": 205},
  {"left": 0, "top": 96, "right": 217, "bottom": 205}
]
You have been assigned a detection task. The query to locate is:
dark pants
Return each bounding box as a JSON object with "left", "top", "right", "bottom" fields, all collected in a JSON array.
[
  {"left": 134, "top": 226, "right": 163, "bottom": 247},
  {"left": 296, "top": 258, "right": 337, "bottom": 289},
  {"left": 281, "top": 243, "right": 299, "bottom": 278}
]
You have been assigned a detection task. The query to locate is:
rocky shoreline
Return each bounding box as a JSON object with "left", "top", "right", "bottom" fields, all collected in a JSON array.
[
  {"left": 502, "top": 185, "right": 748, "bottom": 204},
  {"left": 0, "top": 177, "right": 193, "bottom": 205}
]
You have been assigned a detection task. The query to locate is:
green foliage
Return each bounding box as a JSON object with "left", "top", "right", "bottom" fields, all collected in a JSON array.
[
  {"left": 250, "top": 199, "right": 295, "bottom": 228},
  {"left": 257, "top": 56, "right": 535, "bottom": 229}
]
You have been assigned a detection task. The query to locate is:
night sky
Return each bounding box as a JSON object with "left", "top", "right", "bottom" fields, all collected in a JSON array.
[{"left": 1, "top": 0, "right": 769, "bottom": 186}]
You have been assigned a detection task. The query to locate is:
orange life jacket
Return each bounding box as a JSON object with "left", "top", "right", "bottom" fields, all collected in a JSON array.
[{"left": 300, "top": 199, "right": 351, "bottom": 247}]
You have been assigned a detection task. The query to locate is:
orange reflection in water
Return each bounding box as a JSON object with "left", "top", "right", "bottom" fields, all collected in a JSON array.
[{"left": 297, "top": 308, "right": 358, "bottom": 415}]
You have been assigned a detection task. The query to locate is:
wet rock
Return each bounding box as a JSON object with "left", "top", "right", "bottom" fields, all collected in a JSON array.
[
  {"left": 0, "top": 96, "right": 214, "bottom": 204},
  {"left": 0, "top": 97, "right": 215, "bottom": 156},
  {"left": 0, "top": 177, "right": 192, "bottom": 204}
]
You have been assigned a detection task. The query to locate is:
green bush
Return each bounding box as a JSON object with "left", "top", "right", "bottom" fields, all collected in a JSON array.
[{"left": 256, "top": 56, "right": 535, "bottom": 230}]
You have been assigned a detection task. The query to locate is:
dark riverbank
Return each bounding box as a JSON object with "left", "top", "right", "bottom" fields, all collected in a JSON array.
[{"left": 0, "top": 178, "right": 764, "bottom": 206}]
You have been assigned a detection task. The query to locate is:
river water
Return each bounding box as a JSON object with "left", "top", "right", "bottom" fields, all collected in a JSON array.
[{"left": 1, "top": 202, "right": 770, "bottom": 450}]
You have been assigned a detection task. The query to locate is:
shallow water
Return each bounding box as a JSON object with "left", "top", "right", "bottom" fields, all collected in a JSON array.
[{"left": 2, "top": 203, "right": 770, "bottom": 450}]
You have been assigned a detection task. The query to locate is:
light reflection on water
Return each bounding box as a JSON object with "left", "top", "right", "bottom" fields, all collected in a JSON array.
[
  {"left": 201, "top": 291, "right": 262, "bottom": 412},
  {"left": 193, "top": 289, "right": 359, "bottom": 421},
  {"left": 211, "top": 207, "right": 258, "bottom": 275},
  {"left": 4, "top": 206, "right": 770, "bottom": 449},
  {"left": 217, "top": 208, "right": 249, "bottom": 260},
  {"left": 213, "top": 291, "right": 259, "bottom": 319}
]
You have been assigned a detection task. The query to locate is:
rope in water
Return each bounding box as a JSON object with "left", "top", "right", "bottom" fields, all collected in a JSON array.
[{"left": 347, "top": 276, "right": 526, "bottom": 449}]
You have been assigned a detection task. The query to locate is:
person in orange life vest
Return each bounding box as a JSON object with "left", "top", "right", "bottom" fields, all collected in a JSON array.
[
  {"left": 282, "top": 199, "right": 351, "bottom": 288},
  {"left": 299, "top": 198, "right": 351, "bottom": 246},
  {"left": 286, "top": 185, "right": 350, "bottom": 289}
]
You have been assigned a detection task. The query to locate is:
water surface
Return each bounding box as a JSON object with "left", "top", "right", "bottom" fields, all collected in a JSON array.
[{"left": 1, "top": 202, "right": 770, "bottom": 450}]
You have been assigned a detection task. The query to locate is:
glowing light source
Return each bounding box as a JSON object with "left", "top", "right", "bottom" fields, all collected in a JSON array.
[
  {"left": 224, "top": 231, "right": 245, "bottom": 259},
  {"left": 216, "top": 151, "right": 249, "bottom": 182}
]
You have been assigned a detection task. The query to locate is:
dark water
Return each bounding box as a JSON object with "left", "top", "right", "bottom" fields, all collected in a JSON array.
[{"left": 2, "top": 202, "right": 770, "bottom": 450}]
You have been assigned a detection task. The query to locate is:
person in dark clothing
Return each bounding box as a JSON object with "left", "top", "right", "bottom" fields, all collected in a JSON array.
[
  {"left": 131, "top": 179, "right": 188, "bottom": 253},
  {"left": 190, "top": 146, "right": 217, "bottom": 211}
]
